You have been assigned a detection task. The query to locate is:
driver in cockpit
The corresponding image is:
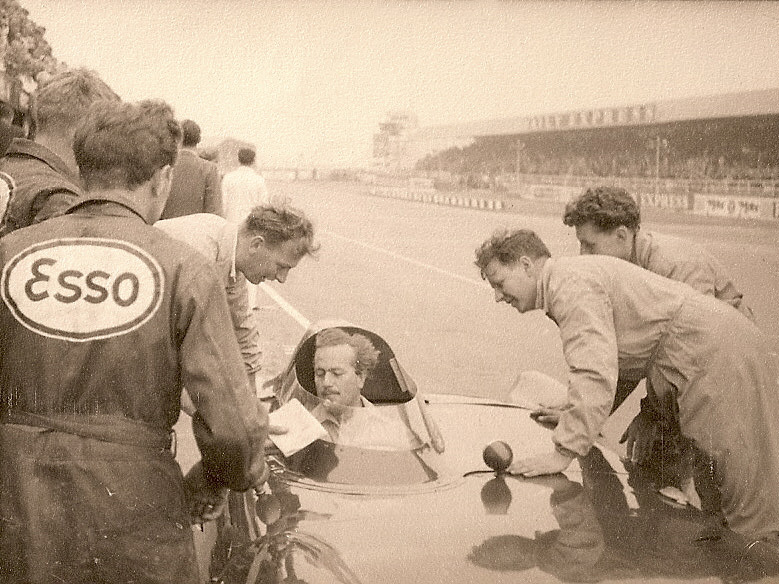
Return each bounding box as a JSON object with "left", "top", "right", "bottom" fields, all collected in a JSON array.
[
  {"left": 310, "top": 327, "right": 421, "bottom": 449},
  {"left": 313, "top": 327, "right": 379, "bottom": 411}
]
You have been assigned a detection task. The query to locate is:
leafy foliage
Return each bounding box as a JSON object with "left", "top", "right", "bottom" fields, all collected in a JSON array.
[{"left": 1, "top": 0, "right": 62, "bottom": 79}]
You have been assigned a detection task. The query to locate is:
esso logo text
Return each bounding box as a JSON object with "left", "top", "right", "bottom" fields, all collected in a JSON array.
[{"left": 1, "top": 238, "right": 164, "bottom": 342}]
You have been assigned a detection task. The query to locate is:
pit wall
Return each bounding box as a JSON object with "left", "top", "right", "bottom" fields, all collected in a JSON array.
[{"left": 364, "top": 180, "right": 779, "bottom": 221}]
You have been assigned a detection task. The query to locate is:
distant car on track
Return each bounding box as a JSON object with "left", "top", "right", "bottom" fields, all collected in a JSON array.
[{"left": 196, "top": 321, "right": 779, "bottom": 584}]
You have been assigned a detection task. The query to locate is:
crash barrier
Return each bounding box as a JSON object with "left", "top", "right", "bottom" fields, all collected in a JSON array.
[
  {"left": 364, "top": 179, "right": 779, "bottom": 221},
  {"left": 367, "top": 185, "right": 504, "bottom": 212},
  {"left": 513, "top": 173, "right": 779, "bottom": 200}
]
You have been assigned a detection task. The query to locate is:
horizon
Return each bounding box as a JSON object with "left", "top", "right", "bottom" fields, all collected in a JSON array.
[{"left": 19, "top": 1, "right": 779, "bottom": 167}]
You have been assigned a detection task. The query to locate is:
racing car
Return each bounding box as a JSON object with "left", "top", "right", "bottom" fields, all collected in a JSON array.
[{"left": 193, "top": 321, "right": 779, "bottom": 584}]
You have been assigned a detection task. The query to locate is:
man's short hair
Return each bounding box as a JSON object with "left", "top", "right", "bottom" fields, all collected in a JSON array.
[
  {"left": 244, "top": 201, "right": 320, "bottom": 257},
  {"left": 180, "top": 119, "right": 201, "bottom": 148},
  {"left": 74, "top": 99, "right": 181, "bottom": 191},
  {"left": 33, "top": 68, "right": 120, "bottom": 134},
  {"left": 474, "top": 228, "right": 551, "bottom": 274},
  {"left": 238, "top": 148, "right": 256, "bottom": 165},
  {"left": 563, "top": 186, "right": 641, "bottom": 232},
  {"left": 315, "top": 328, "right": 380, "bottom": 377}
]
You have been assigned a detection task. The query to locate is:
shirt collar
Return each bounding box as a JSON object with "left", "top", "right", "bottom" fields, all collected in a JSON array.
[
  {"left": 534, "top": 257, "right": 553, "bottom": 312},
  {"left": 229, "top": 226, "right": 238, "bottom": 281},
  {"left": 64, "top": 192, "right": 148, "bottom": 222},
  {"left": 629, "top": 229, "right": 648, "bottom": 266}
]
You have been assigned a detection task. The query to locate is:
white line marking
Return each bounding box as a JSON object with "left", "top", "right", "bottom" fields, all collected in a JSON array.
[
  {"left": 324, "top": 231, "right": 484, "bottom": 288},
  {"left": 258, "top": 283, "right": 310, "bottom": 328}
]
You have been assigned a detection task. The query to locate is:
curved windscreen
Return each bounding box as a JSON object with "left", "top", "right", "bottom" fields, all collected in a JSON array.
[
  {"left": 271, "top": 323, "right": 455, "bottom": 492},
  {"left": 279, "top": 382, "right": 429, "bottom": 451},
  {"left": 269, "top": 384, "right": 456, "bottom": 493}
]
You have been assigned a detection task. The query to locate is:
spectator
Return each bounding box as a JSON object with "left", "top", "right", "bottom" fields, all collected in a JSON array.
[
  {"left": 159, "top": 119, "right": 223, "bottom": 219},
  {"left": 222, "top": 147, "right": 269, "bottom": 224},
  {"left": 0, "top": 68, "right": 120, "bottom": 236}
]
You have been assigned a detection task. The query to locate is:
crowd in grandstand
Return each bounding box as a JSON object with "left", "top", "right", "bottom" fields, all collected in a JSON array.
[{"left": 416, "top": 127, "right": 779, "bottom": 186}]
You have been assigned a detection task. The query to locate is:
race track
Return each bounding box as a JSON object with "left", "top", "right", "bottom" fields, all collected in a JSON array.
[
  {"left": 176, "top": 179, "right": 779, "bottom": 471},
  {"left": 256, "top": 180, "right": 779, "bottom": 398}
]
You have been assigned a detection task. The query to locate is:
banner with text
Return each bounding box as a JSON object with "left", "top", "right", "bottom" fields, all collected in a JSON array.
[{"left": 693, "top": 194, "right": 775, "bottom": 220}]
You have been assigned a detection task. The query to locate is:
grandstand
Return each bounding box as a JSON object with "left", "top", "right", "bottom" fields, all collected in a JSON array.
[{"left": 382, "top": 87, "right": 779, "bottom": 221}]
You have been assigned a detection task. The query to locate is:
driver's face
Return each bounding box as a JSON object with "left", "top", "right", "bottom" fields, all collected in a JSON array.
[{"left": 314, "top": 344, "right": 365, "bottom": 408}]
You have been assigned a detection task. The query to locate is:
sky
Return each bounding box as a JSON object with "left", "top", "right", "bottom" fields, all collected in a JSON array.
[{"left": 18, "top": 1, "right": 779, "bottom": 167}]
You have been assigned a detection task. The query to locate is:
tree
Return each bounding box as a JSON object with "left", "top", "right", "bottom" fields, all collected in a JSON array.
[{"left": 1, "top": 0, "right": 62, "bottom": 79}]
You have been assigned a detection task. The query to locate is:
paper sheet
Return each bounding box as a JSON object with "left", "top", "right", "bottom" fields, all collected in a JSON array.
[{"left": 268, "top": 398, "right": 328, "bottom": 457}]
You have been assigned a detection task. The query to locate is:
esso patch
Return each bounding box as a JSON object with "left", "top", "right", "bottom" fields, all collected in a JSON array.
[
  {"left": 0, "top": 171, "right": 14, "bottom": 222},
  {"left": 1, "top": 238, "right": 164, "bottom": 342}
]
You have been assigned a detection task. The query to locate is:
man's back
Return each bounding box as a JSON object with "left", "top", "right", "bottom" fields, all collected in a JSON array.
[
  {"left": 631, "top": 230, "right": 749, "bottom": 316},
  {"left": 159, "top": 149, "right": 223, "bottom": 219},
  {"left": 0, "top": 199, "right": 267, "bottom": 582},
  {"left": 0, "top": 206, "right": 248, "bottom": 430},
  {"left": 222, "top": 165, "right": 269, "bottom": 224},
  {"left": 0, "top": 138, "right": 81, "bottom": 236}
]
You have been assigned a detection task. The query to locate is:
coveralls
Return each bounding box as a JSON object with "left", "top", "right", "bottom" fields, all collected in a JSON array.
[
  {"left": 538, "top": 255, "right": 779, "bottom": 540},
  {"left": 0, "top": 194, "right": 268, "bottom": 583},
  {"left": 0, "top": 137, "right": 82, "bottom": 236},
  {"left": 156, "top": 213, "right": 262, "bottom": 375}
]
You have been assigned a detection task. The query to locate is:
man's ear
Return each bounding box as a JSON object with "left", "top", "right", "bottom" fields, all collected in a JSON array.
[
  {"left": 518, "top": 255, "right": 534, "bottom": 272},
  {"left": 152, "top": 165, "right": 172, "bottom": 198},
  {"left": 614, "top": 225, "right": 631, "bottom": 242},
  {"left": 249, "top": 234, "right": 266, "bottom": 250}
]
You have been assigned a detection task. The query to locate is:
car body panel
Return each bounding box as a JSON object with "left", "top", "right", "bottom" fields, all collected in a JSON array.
[{"left": 196, "top": 323, "right": 779, "bottom": 584}]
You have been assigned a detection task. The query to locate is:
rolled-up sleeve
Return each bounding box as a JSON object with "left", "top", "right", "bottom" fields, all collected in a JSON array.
[
  {"left": 548, "top": 274, "right": 619, "bottom": 457},
  {"left": 177, "top": 265, "right": 267, "bottom": 491}
]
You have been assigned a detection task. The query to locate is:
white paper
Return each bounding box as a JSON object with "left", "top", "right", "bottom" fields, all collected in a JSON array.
[{"left": 268, "top": 398, "right": 329, "bottom": 456}]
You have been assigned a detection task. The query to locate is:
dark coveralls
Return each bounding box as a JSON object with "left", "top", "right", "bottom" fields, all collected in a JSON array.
[
  {"left": 0, "top": 194, "right": 268, "bottom": 583},
  {"left": 0, "top": 138, "right": 82, "bottom": 236}
]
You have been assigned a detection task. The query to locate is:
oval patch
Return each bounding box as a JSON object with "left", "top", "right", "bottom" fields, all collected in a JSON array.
[{"left": 1, "top": 238, "right": 164, "bottom": 342}]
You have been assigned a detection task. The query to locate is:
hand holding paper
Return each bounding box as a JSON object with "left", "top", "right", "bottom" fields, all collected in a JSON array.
[{"left": 268, "top": 399, "right": 328, "bottom": 457}]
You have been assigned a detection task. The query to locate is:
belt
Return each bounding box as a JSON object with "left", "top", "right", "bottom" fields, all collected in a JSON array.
[{"left": 0, "top": 410, "right": 174, "bottom": 452}]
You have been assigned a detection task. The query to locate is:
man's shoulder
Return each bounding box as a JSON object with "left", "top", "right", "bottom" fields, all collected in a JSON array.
[
  {"left": 637, "top": 230, "right": 712, "bottom": 267},
  {"left": 223, "top": 165, "right": 248, "bottom": 177},
  {"left": 553, "top": 255, "right": 643, "bottom": 282},
  {"left": 0, "top": 143, "right": 81, "bottom": 195},
  {"left": 132, "top": 223, "right": 222, "bottom": 281},
  {"left": 174, "top": 150, "right": 217, "bottom": 174}
]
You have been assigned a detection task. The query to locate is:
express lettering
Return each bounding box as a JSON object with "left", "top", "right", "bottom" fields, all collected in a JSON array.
[{"left": 24, "top": 257, "right": 140, "bottom": 306}]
